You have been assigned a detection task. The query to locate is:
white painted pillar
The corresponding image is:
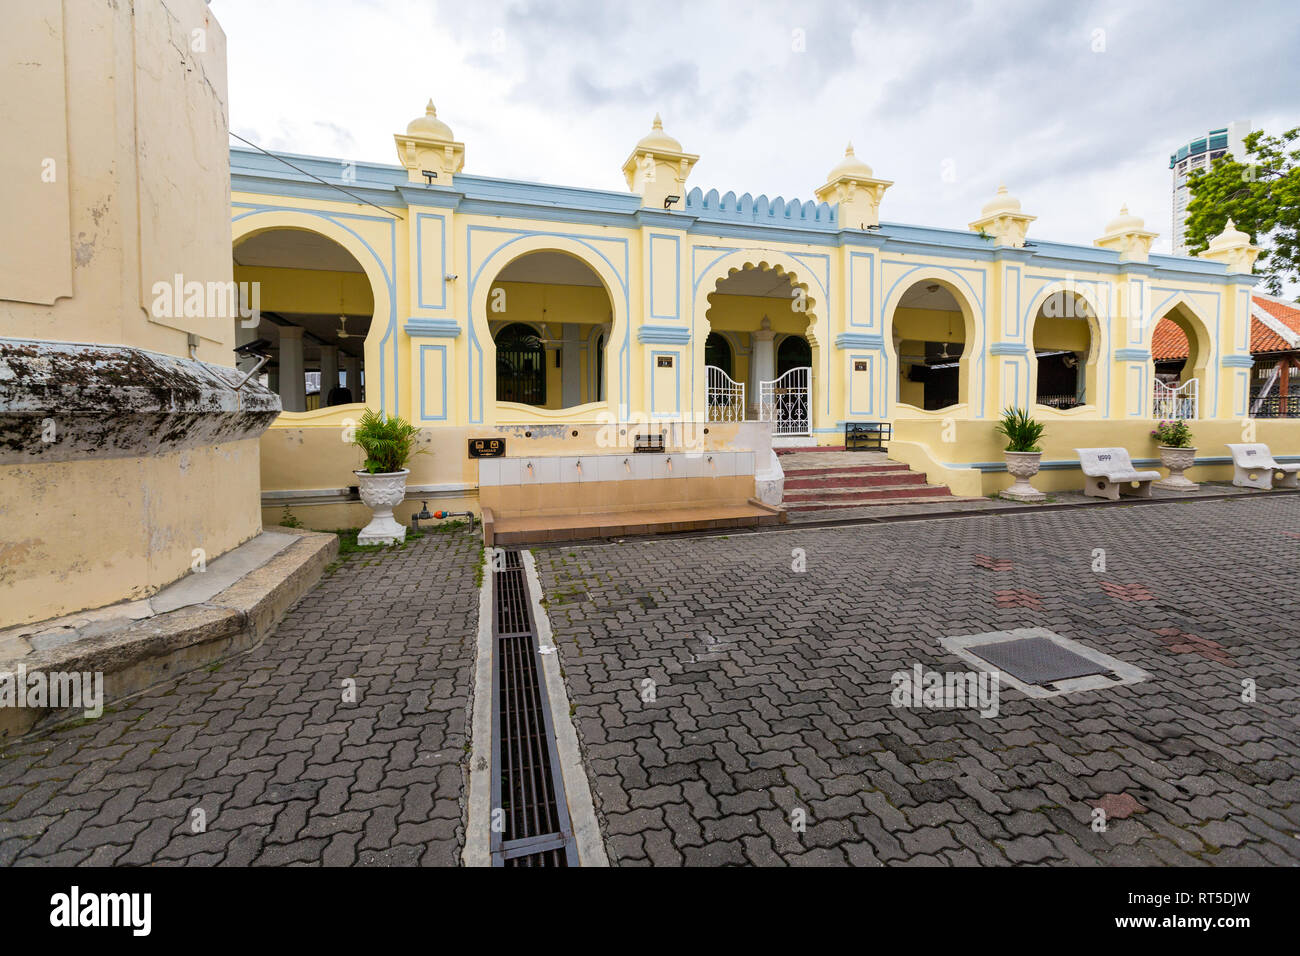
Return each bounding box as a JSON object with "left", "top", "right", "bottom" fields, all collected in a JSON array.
[
  {"left": 561, "top": 323, "right": 581, "bottom": 408},
  {"left": 278, "top": 325, "right": 306, "bottom": 412},
  {"left": 341, "top": 354, "right": 361, "bottom": 400},
  {"left": 751, "top": 317, "right": 776, "bottom": 401},
  {"left": 319, "top": 345, "right": 340, "bottom": 403}
]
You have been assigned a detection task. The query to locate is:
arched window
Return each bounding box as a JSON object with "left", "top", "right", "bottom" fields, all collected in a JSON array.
[
  {"left": 495, "top": 323, "right": 547, "bottom": 405},
  {"left": 705, "top": 331, "right": 733, "bottom": 378},
  {"left": 776, "top": 335, "right": 811, "bottom": 376}
]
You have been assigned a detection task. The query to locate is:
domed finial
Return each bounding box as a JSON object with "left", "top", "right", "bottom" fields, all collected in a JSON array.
[
  {"left": 845, "top": 141, "right": 855, "bottom": 156},
  {"left": 426, "top": 100, "right": 437, "bottom": 116},
  {"left": 652, "top": 113, "right": 663, "bottom": 130},
  {"left": 1225, "top": 217, "right": 1236, "bottom": 230},
  {"left": 996, "top": 184, "right": 1009, "bottom": 195},
  {"left": 1120, "top": 203, "right": 1129, "bottom": 215}
]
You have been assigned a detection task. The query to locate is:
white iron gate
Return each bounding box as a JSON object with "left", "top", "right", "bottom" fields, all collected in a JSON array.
[
  {"left": 705, "top": 365, "right": 746, "bottom": 422},
  {"left": 759, "top": 366, "right": 811, "bottom": 435},
  {"left": 1153, "top": 378, "right": 1198, "bottom": 420}
]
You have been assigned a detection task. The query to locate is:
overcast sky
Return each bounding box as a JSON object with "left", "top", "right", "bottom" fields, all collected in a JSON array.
[{"left": 215, "top": 0, "right": 1299, "bottom": 256}]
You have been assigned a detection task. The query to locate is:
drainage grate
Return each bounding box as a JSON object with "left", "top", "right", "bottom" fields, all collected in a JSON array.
[
  {"left": 969, "top": 635, "right": 1111, "bottom": 685},
  {"left": 491, "top": 549, "right": 577, "bottom": 867}
]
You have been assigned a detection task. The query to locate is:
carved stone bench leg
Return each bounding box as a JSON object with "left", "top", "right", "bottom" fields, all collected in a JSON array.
[
  {"left": 1085, "top": 477, "right": 1120, "bottom": 500},
  {"left": 1120, "top": 480, "right": 1153, "bottom": 498},
  {"left": 1234, "top": 466, "right": 1273, "bottom": 490},
  {"left": 1276, "top": 470, "right": 1299, "bottom": 489}
]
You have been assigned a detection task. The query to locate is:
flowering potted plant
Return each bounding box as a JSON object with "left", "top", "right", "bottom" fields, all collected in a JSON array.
[
  {"left": 995, "top": 407, "right": 1046, "bottom": 501},
  {"left": 352, "top": 409, "right": 423, "bottom": 545},
  {"left": 1151, "top": 419, "right": 1197, "bottom": 490}
]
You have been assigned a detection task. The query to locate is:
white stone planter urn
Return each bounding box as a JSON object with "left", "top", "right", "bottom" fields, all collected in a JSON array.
[
  {"left": 1001, "top": 451, "right": 1046, "bottom": 502},
  {"left": 355, "top": 469, "right": 409, "bottom": 545},
  {"left": 1154, "top": 445, "right": 1198, "bottom": 491}
]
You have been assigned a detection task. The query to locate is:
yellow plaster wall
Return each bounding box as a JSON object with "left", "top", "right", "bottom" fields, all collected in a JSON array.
[
  {"left": 0, "top": 439, "right": 263, "bottom": 628},
  {"left": 0, "top": 0, "right": 269, "bottom": 627}
]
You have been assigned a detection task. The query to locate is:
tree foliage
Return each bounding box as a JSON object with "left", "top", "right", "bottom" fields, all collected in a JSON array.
[{"left": 1184, "top": 128, "right": 1300, "bottom": 296}]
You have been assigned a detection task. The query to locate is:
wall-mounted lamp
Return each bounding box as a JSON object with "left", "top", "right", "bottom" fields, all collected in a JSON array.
[
  {"left": 663, "top": 195, "right": 681, "bottom": 209},
  {"left": 421, "top": 170, "right": 438, "bottom": 185},
  {"left": 444, "top": 273, "right": 458, "bottom": 282}
]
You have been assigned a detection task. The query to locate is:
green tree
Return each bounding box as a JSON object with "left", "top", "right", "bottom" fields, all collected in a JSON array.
[{"left": 1184, "top": 128, "right": 1300, "bottom": 296}]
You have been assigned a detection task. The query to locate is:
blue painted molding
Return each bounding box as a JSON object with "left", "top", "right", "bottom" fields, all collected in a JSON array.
[
  {"left": 404, "top": 318, "right": 462, "bottom": 338},
  {"left": 835, "top": 332, "right": 884, "bottom": 349},
  {"left": 953, "top": 454, "right": 1261, "bottom": 473},
  {"left": 1221, "top": 354, "right": 1254, "bottom": 368},
  {"left": 1114, "top": 348, "right": 1151, "bottom": 362},
  {"left": 637, "top": 325, "right": 691, "bottom": 345},
  {"left": 989, "top": 342, "right": 1029, "bottom": 356},
  {"left": 229, "top": 145, "right": 1244, "bottom": 283}
]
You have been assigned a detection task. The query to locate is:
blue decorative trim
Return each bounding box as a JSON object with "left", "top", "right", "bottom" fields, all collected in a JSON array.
[
  {"left": 989, "top": 342, "right": 1028, "bottom": 356},
  {"left": 1221, "top": 354, "right": 1254, "bottom": 368},
  {"left": 649, "top": 350, "right": 681, "bottom": 417},
  {"left": 684, "top": 187, "right": 837, "bottom": 229},
  {"left": 955, "top": 454, "right": 1255, "bottom": 474},
  {"left": 638, "top": 325, "right": 692, "bottom": 345},
  {"left": 835, "top": 332, "right": 884, "bottom": 349},
  {"left": 405, "top": 318, "right": 462, "bottom": 338},
  {"left": 417, "top": 344, "right": 448, "bottom": 422},
  {"left": 1114, "top": 348, "right": 1151, "bottom": 362},
  {"left": 649, "top": 233, "right": 681, "bottom": 320},
  {"left": 415, "top": 214, "right": 447, "bottom": 310}
]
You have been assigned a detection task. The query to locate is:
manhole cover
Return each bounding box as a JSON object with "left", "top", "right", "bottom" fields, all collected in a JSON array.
[{"left": 969, "top": 635, "right": 1111, "bottom": 685}]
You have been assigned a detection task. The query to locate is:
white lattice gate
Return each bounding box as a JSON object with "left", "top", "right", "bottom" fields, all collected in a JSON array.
[
  {"left": 705, "top": 365, "right": 746, "bottom": 422},
  {"left": 1153, "top": 378, "right": 1198, "bottom": 420},
  {"left": 759, "top": 366, "right": 811, "bottom": 435}
]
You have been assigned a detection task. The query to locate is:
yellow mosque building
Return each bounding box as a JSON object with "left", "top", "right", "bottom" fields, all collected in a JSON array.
[{"left": 236, "top": 101, "right": 1293, "bottom": 531}]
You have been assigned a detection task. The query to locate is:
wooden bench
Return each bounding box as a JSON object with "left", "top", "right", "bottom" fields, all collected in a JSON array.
[
  {"left": 1075, "top": 447, "right": 1161, "bottom": 500},
  {"left": 1226, "top": 443, "right": 1300, "bottom": 490}
]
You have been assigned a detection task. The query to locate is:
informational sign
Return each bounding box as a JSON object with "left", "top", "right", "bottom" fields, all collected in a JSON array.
[{"left": 468, "top": 438, "right": 505, "bottom": 458}]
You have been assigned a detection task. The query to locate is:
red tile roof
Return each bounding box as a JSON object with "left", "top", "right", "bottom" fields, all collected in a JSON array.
[
  {"left": 1252, "top": 297, "right": 1300, "bottom": 354},
  {"left": 1151, "top": 318, "right": 1189, "bottom": 361},
  {"left": 1153, "top": 295, "right": 1300, "bottom": 361}
]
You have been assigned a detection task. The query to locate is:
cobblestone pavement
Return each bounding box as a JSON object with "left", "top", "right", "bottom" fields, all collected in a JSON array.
[
  {"left": 535, "top": 496, "right": 1300, "bottom": 866},
  {"left": 0, "top": 529, "right": 481, "bottom": 866}
]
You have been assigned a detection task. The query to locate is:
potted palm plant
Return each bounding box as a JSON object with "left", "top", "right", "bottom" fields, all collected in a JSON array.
[
  {"left": 995, "top": 407, "right": 1046, "bottom": 501},
  {"left": 1151, "top": 419, "right": 1197, "bottom": 490},
  {"left": 352, "top": 409, "right": 422, "bottom": 545}
]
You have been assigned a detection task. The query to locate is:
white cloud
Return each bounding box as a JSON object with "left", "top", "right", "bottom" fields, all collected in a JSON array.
[{"left": 214, "top": 0, "right": 1300, "bottom": 255}]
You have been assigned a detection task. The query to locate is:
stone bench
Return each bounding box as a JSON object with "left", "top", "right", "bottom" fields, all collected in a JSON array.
[
  {"left": 1226, "top": 443, "right": 1300, "bottom": 490},
  {"left": 1075, "top": 447, "right": 1161, "bottom": 500}
]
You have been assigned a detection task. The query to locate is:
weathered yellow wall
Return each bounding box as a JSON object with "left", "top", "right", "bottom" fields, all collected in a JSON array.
[
  {"left": 0, "top": 0, "right": 267, "bottom": 628},
  {"left": 1, "top": 440, "right": 263, "bottom": 624}
]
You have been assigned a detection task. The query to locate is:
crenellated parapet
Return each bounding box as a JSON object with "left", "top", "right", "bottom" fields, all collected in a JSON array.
[{"left": 684, "top": 188, "right": 837, "bottom": 229}]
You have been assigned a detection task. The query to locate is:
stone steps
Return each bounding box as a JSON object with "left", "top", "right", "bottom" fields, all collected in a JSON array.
[{"left": 779, "top": 452, "right": 965, "bottom": 512}]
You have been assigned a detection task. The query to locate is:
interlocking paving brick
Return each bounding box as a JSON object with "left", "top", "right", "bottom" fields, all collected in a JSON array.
[
  {"left": 536, "top": 496, "right": 1300, "bottom": 866},
  {"left": 0, "top": 529, "right": 479, "bottom": 866}
]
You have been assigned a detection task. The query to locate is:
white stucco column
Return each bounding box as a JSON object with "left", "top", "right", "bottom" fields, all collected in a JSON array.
[
  {"left": 319, "top": 345, "right": 340, "bottom": 402},
  {"left": 561, "top": 323, "right": 581, "bottom": 408},
  {"left": 751, "top": 317, "right": 776, "bottom": 393},
  {"left": 277, "top": 325, "right": 306, "bottom": 412},
  {"left": 341, "top": 354, "right": 361, "bottom": 400}
]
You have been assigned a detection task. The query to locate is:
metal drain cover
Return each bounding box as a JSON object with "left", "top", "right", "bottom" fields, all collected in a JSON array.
[{"left": 969, "top": 635, "right": 1111, "bottom": 685}]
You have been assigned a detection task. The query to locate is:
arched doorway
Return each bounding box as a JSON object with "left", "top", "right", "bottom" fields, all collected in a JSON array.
[
  {"left": 232, "top": 227, "right": 374, "bottom": 412},
  {"left": 704, "top": 263, "right": 814, "bottom": 431},
  {"left": 1151, "top": 302, "right": 1210, "bottom": 418},
  {"left": 485, "top": 250, "right": 613, "bottom": 412},
  {"left": 776, "top": 334, "right": 812, "bottom": 376},
  {"left": 1031, "top": 291, "right": 1098, "bottom": 409},
  {"left": 494, "top": 323, "right": 546, "bottom": 405},
  {"left": 889, "top": 280, "right": 973, "bottom": 411},
  {"left": 705, "top": 331, "right": 733, "bottom": 377}
]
